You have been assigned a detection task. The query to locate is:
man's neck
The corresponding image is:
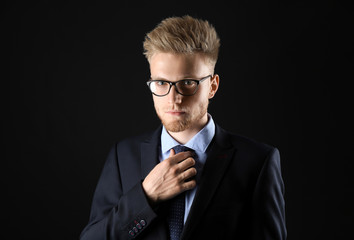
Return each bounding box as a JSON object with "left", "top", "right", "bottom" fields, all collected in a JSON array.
[{"left": 167, "top": 114, "right": 209, "bottom": 145}]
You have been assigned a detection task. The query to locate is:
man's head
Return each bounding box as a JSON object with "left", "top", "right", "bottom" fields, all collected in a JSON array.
[{"left": 143, "top": 16, "right": 220, "bottom": 133}]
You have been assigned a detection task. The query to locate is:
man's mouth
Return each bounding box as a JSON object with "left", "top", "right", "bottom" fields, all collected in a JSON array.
[{"left": 165, "top": 110, "right": 186, "bottom": 116}]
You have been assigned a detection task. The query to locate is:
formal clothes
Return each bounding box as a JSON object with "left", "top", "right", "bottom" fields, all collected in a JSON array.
[
  {"left": 166, "top": 145, "right": 189, "bottom": 240},
  {"left": 160, "top": 114, "right": 215, "bottom": 224},
  {"left": 80, "top": 116, "right": 287, "bottom": 240}
]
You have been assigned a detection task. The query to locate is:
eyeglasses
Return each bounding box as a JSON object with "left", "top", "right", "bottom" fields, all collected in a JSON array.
[{"left": 146, "top": 75, "right": 212, "bottom": 97}]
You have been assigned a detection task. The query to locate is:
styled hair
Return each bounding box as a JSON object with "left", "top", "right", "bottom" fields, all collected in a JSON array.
[{"left": 143, "top": 15, "right": 220, "bottom": 68}]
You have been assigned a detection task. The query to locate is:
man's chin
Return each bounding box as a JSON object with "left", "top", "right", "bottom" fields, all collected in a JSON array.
[{"left": 162, "top": 120, "right": 190, "bottom": 133}]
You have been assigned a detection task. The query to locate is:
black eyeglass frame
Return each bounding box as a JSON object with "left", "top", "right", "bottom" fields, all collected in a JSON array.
[{"left": 146, "top": 75, "right": 212, "bottom": 97}]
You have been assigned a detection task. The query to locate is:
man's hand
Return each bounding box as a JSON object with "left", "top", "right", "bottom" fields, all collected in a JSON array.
[{"left": 142, "top": 149, "right": 197, "bottom": 205}]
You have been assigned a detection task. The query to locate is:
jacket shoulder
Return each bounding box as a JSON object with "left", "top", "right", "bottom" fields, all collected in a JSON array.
[
  {"left": 217, "top": 125, "right": 277, "bottom": 157},
  {"left": 113, "top": 127, "right": 162, "bottom": 152}
]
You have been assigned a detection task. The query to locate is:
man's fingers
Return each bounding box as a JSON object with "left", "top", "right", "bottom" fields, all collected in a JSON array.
[
  {"left": 177, "top": 157, "right": 195, "bottom": 171},
  {"left": 170, "top": 178, "right": 197, "bottom": 198},
  {"left": 181, "top": 179, "right": 197, "bottom": 192},
  {"left": 169, "top": 151, "right": 194, "bottom": 164},
  {"left": 179, "top": 167, "right": 197, "bottom": 182},
  {"left": 169, "top": 148, "right": 175, "bottom": 157},
  {"left": 144, "top": 150, "right": 197, "bottom": 203}
]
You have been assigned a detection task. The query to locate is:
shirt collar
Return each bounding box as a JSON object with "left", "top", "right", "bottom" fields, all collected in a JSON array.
[{"left": 161, "top": 114, "right": 215, "bottom": 154}]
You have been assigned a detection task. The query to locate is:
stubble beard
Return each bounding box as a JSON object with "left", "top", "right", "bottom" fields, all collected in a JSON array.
[{"left": 156, "top": 101, "right": 209, "bottom": 133}]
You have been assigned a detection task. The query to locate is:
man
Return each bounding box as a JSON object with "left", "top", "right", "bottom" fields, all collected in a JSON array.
[{"left": 80, "top": 15, "right": 286, "bottom": 240}]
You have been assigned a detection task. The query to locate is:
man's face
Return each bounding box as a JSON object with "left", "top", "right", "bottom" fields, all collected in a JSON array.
[{"left": 149, "top": 52, "right": 219, "bottom": 133}]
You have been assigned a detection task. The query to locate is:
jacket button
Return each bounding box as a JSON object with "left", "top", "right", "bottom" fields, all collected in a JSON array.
[
  {"left": 136, "top": 223, "right": 142, "bottom": 230},
  {"left": 140, "top": 220, "right": 146, "bottom": 227},
  {"left": 133, "top": 227, "right": 138, "bottom": 233},
  {"left": 129, "top": 230, "right": 135, "bottom": 237}
]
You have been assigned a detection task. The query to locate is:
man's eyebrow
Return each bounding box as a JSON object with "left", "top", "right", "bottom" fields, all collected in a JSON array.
[
  {"left": 150, "top": 76, "right": 167, "bottom": 80},
  {"left": 150, "top": 75, "right": 199, "bottom": 80}
]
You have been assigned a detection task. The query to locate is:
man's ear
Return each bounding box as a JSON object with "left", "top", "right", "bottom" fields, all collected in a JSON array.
[{"left": 209, "top": 74, "right": 219, "bottom": 99}]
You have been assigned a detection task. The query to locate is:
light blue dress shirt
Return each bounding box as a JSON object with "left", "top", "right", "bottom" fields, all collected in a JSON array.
[{"left": 160, "top": 114, "right": 215, "bottom": 223}]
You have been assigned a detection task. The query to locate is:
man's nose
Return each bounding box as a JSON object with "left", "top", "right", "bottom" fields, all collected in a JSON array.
[{"left": 167, "top": 85, "right": 182, "bottom": 104}]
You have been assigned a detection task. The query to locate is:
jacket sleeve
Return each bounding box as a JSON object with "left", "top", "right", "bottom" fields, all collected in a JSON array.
[
  {"left": 80, "top": 143, "right": 158, "bottom": 240},
  {"left": 251, "top": 148, "right": 287, "bottom": 240}
]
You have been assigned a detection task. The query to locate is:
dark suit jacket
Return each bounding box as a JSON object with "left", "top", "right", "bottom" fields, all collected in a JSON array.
[{"left": 80, "top": 124, "right": 287, "bottom": 239}]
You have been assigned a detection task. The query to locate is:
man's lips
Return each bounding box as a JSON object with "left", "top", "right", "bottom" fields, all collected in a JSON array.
[{"left": 165, "top": 110, "right": 186, "bottom": 116}]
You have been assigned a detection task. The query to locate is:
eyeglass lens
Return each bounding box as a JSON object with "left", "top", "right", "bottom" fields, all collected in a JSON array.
[{"left": 150, "top": 80, "right": 198, "bottom": 96}]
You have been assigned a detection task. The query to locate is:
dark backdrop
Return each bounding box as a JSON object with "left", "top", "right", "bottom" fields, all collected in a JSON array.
[{"left": 2, "top": 1, "right": 353, "bottom": 239}]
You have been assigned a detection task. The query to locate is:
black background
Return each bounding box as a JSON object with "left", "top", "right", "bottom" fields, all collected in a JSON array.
[{"left": 2, "top": 1, "right": 353, "bottom": 239}]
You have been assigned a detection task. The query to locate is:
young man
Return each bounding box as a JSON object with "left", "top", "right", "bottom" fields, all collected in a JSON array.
[{"left": 80, "top": 16, "right": 286, "bottom": 240}]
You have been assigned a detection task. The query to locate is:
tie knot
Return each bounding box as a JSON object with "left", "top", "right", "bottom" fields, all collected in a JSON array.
[{"left": 173, "top": 145, "right": 192, "bottom": 154}]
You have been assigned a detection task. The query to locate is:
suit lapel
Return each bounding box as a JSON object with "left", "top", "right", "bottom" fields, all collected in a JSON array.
[
  {"left": 140, "top": 126, "right": 162, "bottom": 179},
  {"left": 140, "top": 126, "right": 170, "bottom": 240},
  {"left": 181, "top": 125, "right": 237, "bottom": 240}
]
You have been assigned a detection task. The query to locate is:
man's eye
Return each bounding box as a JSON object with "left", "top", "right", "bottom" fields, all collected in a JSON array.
[
  {"left": 182, "top": 80, "right": 194, "bottom": 85},
  {"left": 156, "top": 81, "right": 167, "bottom": 86}
]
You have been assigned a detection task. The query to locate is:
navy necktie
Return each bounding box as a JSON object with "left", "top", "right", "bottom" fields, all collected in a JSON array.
[{"left": 167, "top": 145, "right": 191, "bottom": 240}]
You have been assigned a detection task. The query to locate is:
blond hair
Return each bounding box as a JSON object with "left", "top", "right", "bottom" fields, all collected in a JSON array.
[{"left": 143, "top": 15, "right": 220, "bottom": 68}]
